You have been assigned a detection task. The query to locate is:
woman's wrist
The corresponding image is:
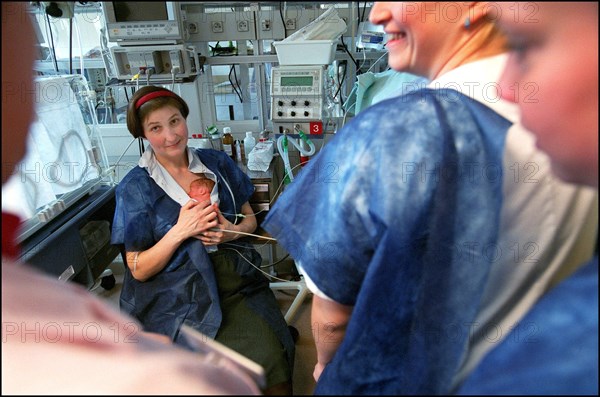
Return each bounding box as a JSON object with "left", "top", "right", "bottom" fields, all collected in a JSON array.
[{"left": 166, "top": 224, "right": 188, "bottom": 245}]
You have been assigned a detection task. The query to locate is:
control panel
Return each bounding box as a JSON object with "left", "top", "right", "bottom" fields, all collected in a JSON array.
[
  {"left": 110, "top": 44, "right": 199, "bottom": 81},
  {"left": 107, "top": 21, "right": 183, "bottom": 43},
  {"left": 270, "top": 65, "right": 324, "bottom": 122}
]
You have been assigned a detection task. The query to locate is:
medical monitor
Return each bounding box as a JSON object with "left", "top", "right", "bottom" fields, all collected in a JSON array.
[{"left": 102, "top": 2, "right": 185, "bottom": 45}]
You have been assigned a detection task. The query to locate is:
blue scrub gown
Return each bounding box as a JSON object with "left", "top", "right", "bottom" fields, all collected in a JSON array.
[
  {"left": 111, "top": 148, "right": 295, "bottom": 385},
  {"left": 263, "top": 89, "right": 511, "bottom": 394}
]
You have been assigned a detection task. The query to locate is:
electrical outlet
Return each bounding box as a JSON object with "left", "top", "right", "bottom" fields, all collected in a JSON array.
[
  {"left": 261, "top": 19, "right": 271, "bottom": 31},
  {"left": 169, "top": 50, "right": 182, "bottom": 72},
  {"left": 285, "top": 18, "right": 296, "bottom": 30},
  {"left": 188, "top": 22, "right": 198, "bottom": 34},
  {"left": 211, "top": 21, "right": 224, "bottom": 33},
  {"left": 237, "top": 20, "right": 249, "bottom": 32}
]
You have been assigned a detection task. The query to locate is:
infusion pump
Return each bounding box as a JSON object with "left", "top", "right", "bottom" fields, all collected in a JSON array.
[{"left": 270, "top": 65, "right": 325, "bottom": 132}]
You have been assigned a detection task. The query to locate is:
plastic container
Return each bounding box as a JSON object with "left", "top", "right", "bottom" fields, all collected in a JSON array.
[
  {"left": 272, "top": 39, "right": 336, "bottom": 65},
  {"left": 222, "top": 127, "right": 235, "bottom": 159},
  {"left": 235, "top": 140, "right": 243, "bottom": 163},
  {"left": 198, "top": 138, "right": 212, "bottom": 149},
  {"left": 191, "top": 133, "right": 212, "bottom": 149},
  {"left": 207, "top": 125, "right": 223, "bottom": 151},
  {"left": 243, "top": 131, "right": 256, "bottom": 164}
]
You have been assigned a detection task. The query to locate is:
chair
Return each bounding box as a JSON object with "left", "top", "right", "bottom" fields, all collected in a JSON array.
[
  {"left": 247, "top": 226, "right": 312, "bottom": 325},
  {"left": 270, "top": 277, "right": 311, "bottom": 324}
]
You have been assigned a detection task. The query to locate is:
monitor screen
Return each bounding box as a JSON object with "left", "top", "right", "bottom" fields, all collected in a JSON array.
[
  {"left": 113, "top": 2, "right": 168, "bottom": 22},
  {"left": 281, "top": 76, "right": 314, "bottom": 87},
  {"left": 102, "top": 1, "right": 184, "bottom": 44}
]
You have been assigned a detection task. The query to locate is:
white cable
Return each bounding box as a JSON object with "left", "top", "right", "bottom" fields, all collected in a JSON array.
[
  {"left": 72, "top": 15, "right": 85, "bottom": 76},
  {"left": 221, "top": 246, "right": 297, "bottom": 283},
  {"left": 210, "top": 228, "right": 277, "bottom": 242},
  {"left": 103, "top": 137, "right": 138, "bottom": 178},
  {"left": 103, "top": 86, "right": 111, "bottom": 124},
  {"left": 366, "top": 51, "right": 389, "bottom": 74},
  {"left": 216, "top": 169, "right": 238, "bottom": 225},
  {"left": 342, "top": 102, "right": 356, "bottom": 128}
]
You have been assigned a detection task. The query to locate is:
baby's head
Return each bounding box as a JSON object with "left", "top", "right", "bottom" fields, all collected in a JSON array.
[{"left": 189, "top": 176, "right": 215, "bottom": 202}]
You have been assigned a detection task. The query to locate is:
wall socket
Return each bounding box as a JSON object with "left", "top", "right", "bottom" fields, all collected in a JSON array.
[
  {"left": 285, "top": 18, "right": 296, "bottom": 30},
  {"left": 237, "top": 20, "right": 249, "bottom": 32},
  {"left": 261, "top": 19, "right": 271, "bottom": 31},
  {"left": 211, "top": 21, "right": 224, "bottom": 33}
]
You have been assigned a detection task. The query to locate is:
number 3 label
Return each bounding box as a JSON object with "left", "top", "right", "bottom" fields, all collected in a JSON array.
[{"left": 309, "top": 121, "right": 323, "bottom": 135}]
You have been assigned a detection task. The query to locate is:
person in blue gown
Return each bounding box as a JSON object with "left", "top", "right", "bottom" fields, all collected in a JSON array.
[
  {"left": 263, "top": 2, "right": 597, "bottom": 394},
  {"left": 264, "top": 88, "right": 510, "bottom": 394},
  {"left": 111, "top": 86, "right": 294, "bottom": 395},
  {"left": 458, "top": 3, "right": 598, "bottom": 394}
]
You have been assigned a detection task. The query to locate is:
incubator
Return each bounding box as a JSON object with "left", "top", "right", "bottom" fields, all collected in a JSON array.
[{"left": 2, "top": 74, "right": 118, "bottom": 289}]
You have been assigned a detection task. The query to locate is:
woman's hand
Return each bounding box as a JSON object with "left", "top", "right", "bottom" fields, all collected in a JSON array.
[
  {"left": 173, "top": 199, "right": 218, "bottom": 241},
  {"left": 197, "top": 206, "right": 236, "bottom": 246},
  {"left": 126, "top": 200, "right": 219, "bottom": 282}
]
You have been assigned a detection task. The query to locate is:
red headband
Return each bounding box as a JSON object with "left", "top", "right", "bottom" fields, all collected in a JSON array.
[{"left": 135, "top": 90, "right": 178, "bottom": 110}]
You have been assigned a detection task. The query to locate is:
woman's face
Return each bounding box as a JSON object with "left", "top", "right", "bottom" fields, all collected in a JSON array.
[
  {"left": 143, "top": 105, "right": 188, "bottom": 161},
  {"left": 496, "top": 2, "right": 598, "bottom": 187},
  {"left": 369, "top": 2, "right": 467, "bottom": 78}
]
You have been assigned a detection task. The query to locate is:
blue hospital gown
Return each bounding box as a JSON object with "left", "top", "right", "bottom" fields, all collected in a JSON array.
[
  {"left": 111, "top": 148, "right": 295, "bottom": 371},
  {"left": 263, "top": 89, "right": 511, "bottom": 394}
]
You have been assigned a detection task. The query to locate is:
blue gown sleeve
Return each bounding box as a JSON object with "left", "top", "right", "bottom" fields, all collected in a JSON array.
[{"left": 111, "top": 167, "right": 165, "bottom": 251}]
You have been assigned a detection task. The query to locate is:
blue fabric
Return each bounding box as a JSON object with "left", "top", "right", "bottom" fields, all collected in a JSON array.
[
  {"left": 263, "top": 89, "right": 511, "bottom": 394},
  {"left": 458, "top": 256, "right": 598, "bottom": 395},
  {"left": 111, "top": 148, "right": 294, "bottom": 362}
]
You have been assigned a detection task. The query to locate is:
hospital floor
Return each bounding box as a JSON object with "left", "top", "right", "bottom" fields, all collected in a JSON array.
[{"left": 93, "top": 257, "right": 317, "bottom": 395}]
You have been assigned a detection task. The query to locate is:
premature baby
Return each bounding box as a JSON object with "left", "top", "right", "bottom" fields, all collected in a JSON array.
[{"left": 188, "top": 176, "right": 215, "bottom": 202}]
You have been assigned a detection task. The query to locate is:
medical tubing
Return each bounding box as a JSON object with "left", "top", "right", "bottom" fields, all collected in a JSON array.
[
  {"left": 79, "top": 77, "right": 112, "bottom": 182},
  {"left": 277, "top": 134, "right": 294, "bottom": 183},
  {"left": 210, "top": 228, "right": 277, "bottom": 242},
  {"left": 53, "top": 129, "right": 88, "bottom": 187},
  {"left": 222, "top": 246, "right": 294, "bottom": 283},
  {"left": 103, "top": 86, "right": 113, "bottom": 124},
  {"left": 366, "top": 51, "right": 390, "bottom": 74},
  {"left": 292, "top": 128, "right": 316, "bottom": 156},
  {"left": 73, "top": 16, "right": 85, "bottom": 76},
  {"left": 110, "top": 137, "right": 138, "bottom": 175},
  {"left": 216, "top": 169, "right": 238, "bottom": 225}
]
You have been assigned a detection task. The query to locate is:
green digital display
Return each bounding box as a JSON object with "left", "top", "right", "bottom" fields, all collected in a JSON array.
[{"left": 281, "top": 76, "right": 313, "bottom": 87}]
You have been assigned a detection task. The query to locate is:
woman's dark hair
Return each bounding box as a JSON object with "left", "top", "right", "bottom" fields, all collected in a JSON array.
[{"left": 126, "top": 86, "right": 189, "bottom": 138}]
